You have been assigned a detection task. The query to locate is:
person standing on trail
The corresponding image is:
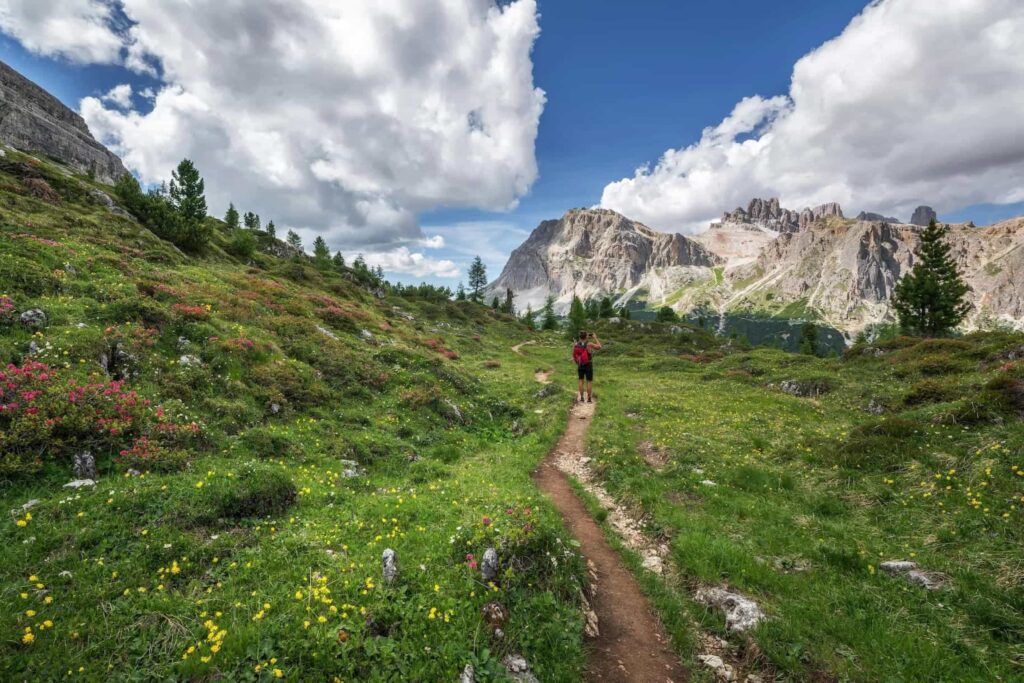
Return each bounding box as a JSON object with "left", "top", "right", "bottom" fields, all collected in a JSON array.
[{"left": 572, "top": 331, "right": 602, "bottom": 403}]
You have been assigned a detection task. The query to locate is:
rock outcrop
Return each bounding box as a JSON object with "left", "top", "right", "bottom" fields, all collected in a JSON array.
[
  {"left": 910, "top": 205, "right": 938, "bottom": 226},
  {"left": 487, "top": 208, "right": 721, "bottom": 312},
  {"left": 856, "top": 211, "right": 901, "bottom": 223},
  {"left": 720, "top": 198, "right": 801, "bottom": 233},
  {"left": 799, "top": 202, "right": 844, "bottom": 229},
  {"left": 0, "top": 60, "right": 127, "bottom": 183}
]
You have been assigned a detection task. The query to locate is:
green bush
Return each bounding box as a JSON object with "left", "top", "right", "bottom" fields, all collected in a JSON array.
[
  {"left": 903, "top": 379, "right": 959, "bottom": 406},
  {"left": 238, "top": 426, "right": 295, "bottom": 459},
  {"left": 832, "top": 418, "right": 923, "bottom": 471},
  {"left": 188, "top": 462, "right": 297, "bottom": 524}
]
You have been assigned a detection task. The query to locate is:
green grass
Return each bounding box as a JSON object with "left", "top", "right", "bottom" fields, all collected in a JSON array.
[{"left": 585, "top": 339, "right": 1024, "bottom": 681}]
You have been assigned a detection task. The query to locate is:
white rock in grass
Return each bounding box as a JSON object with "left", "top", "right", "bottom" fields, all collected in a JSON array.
[
  {"left": 503, "top": 654, "right": 539, "bottom": 683},
  {"left": 63, "top": 479, "right": 96, "bottom": 489},
  {"left": 700, "top": 479, "right": 718, "bottom": 487},
  {"left": 459, "top": 664, "right": 475, "bottom": 683},
  {"left": 382, "top": 548, "right": 398, "bottom": 585},
  {"left": 879, "top": 560, "right": 917, "bottom": 575},
  {"left": 695, "top": 586, "right": 766, "bottom": 633},
  {"left": 481, "top": 548, "right": 499, "bottom": 582},
  {"left": 698, "top": 654, "right": 736, "bottom": 681}
]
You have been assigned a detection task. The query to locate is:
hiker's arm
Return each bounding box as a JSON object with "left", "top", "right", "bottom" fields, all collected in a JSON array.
[{"left": 590, "top": 335, "right": 602, "bottom": 350}]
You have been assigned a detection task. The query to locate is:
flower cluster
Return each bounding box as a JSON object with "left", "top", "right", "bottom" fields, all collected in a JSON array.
[
  {"left": 171, "top": 303, "right": 211, "bottom": 320},
  {"left": 0, "top": 295, "right": 14, "bottom": 322},
  {"left": 423, "top": 338, "right": 460, "bottom": 360}
]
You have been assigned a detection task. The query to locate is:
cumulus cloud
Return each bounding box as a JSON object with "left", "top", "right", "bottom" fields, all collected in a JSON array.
[
  {"left": 601, "top": 0, "right": 1024, "bottom": 233},
  {"left": 358, "top": 247, "right": 459, "bottom": 279},
  {"left": 0, "top": 0, "right": 125, "bottom": 64},
  {"left": 2, "top": 0, "right": 544, "bottom": 255},
  {"left": 100, "top": 83, "right": 133, "bottom": 108}
]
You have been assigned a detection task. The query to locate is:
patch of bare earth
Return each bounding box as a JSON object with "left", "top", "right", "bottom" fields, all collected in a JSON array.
[
  {"left": 511, "top": 340, "right": 536, "bottom": 355},
  {"left": 639, "top": 440, "right": 671, "bottom": 470},
  {"left": 534, "top": 368, "right": 553, "bottom": 385}
]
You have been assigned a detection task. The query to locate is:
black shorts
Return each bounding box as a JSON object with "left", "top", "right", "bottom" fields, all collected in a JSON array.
[{"left": 577, "top": 363, "right": 593, "bottom": 381}]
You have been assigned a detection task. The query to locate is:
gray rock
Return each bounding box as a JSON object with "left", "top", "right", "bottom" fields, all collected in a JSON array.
[
  {"left": 879, "top": 560, "right": 918, "bottom": 575},
  {"left": 27, "top": 341, "right": 40, "bottom": 355},
  {"left": 269, "top": 402, "right": 282, "bottom": 415},
  {"left": 910, "top": 205, "right": 938, "bottom": 226},
  {"left": 19, "top": 308, "right": 46, "bottom": 328},
  {"left": 339, "top": 459, "right": 364, "bottom": 478},
  {"left": 126, "top": 468, "right": 141, "bottom": 476},
  {"left": 63, "top": 262, "right": 77, "bottom": 275},
  {"left": 12, "top": 499, "right": 39, "bottom": 514},
  {"left": 382, "top": 548, "right": 398, "bottom": 585},
  {"left": 481, "top": 548, "right": 499, "bottom": 582},
  {"left": 698, "top": 654, "right": 735, "bottom": 682},
  {"left": 503, "top": 654, "right": 539, "bottom": 683},
  {"left": 89, "top": 189, "right": 132, "bottom": 218},
  {"left": 72, "top": 452, "right": 97, "bottom": 480},
  {"left": 99, "top": 342, "right": 137, "bottom": 379},
  {"left": 534, "top": 384, "right": 559, "bottom": 399},
  {"left": 360, "top": 329, "right": 374, "bottom": 341},
  {"left": 442, "top": 399, "right": 466, "bottom": 424},
  {"left": 799, "top": 201, "right": 844, "bottom": 229},
  {"left": 177, "top": 336, "right": 192, "bottom": 350},
  {"left": 669, "top": 325, "right": 684, "bottom": 334},
  {"left": 0, "top": 61, "right": 128, "bottom": 183},
  {"left": 780, "top": 379, "right": 832, "bottom": 398},
  {"left": 607, "top": 316, "right": 621, "bottom": 323},
  {"left": 694, "top": 586, "right": 766, "bottom": 632},
  {"left": 179, "top": 354, "right": 202, "bottom": 367},
  {"left": 856, "top": 211, "right": 900, "bottom": 223},
  {"left": 879, "top": 560, "right": 947, "bottom": 590},
  {"left": 866, "top": 398, "right": 886, "bottom": 415},
  {"left": 459, "top": 664, "right": 475, "bottom": 683},
  {"left": 700, "top": 479, "right": 718, "bottom": 487},
  {"left": 316, "top": 325, "right": 338, "bottom": 341},
  {"left": 63, "top": 479, "right": 96, "bottom": 489}
]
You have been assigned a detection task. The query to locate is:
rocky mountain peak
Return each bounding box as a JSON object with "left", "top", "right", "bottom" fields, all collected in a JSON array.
[
  {"left": 718, "top": 197, "right": 844, "bottom": 233},
  {"left": 910, "top": 205, "right": 938, "bottom": 226},
  {"left": 0, "top": 60, "right": 128, "bottom": 183},
  {"left": 856, "top": 211, "right": 901, "bottom": 223}
]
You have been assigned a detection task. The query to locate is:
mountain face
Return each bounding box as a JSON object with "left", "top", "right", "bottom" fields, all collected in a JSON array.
[
  {"left": 487, "top": 208, "right": 720, "bottom": 312},
  {"left": 0, "top": 60, "right": 127, "bottom": 183},
  {"left": 493, "top": 196, "right": 1024, "bottom": 335}
]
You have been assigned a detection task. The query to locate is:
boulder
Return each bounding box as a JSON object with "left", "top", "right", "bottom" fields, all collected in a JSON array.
[
  {"left": 481, "top": 548, "right": 499, "bottom": 582},
  {"left": 382, "top": 548, "right": 398, "bottom": 585},
  {"left": 459, "top": 664, "right": 475, "bottom": 683},
  {"left": 19, "top": 308, "right": 46, "bottom": 328},
  {"left": 63, "top": 479, "right": 96, "bottom": 489},
  {"left": 72, "top": 452, "right": 97, "bottom": 480},
  {"left": 694, "top": 586, "right": 766, "bottom": 633},
  {"left": 99, "top": 341, "right": 137, "bottom": 380},
  {"left": 179, "top": 354, "right": 202, "bottom": 367},
  {"left": 339, "top": 459, "right": 364, "bottom": 478},
  {"left": 866, "top": 398, "right": 886, "bottom": 415},
  {"left": 780, "top": 379, "right": 832, "bottom": 398},
  {"left": 502, "top": 654, "right": 539, "bottom": 683},
  {"left": 698, "top": 654, "right": 735, "bottom": 682},
  {"left": 856, "top": 211, "right": 900, "bottom": 223}
]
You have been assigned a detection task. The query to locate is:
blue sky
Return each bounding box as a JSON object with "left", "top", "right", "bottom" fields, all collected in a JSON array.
[{"left": 2, "top": 0, "right": 1023, "bottom": 287}]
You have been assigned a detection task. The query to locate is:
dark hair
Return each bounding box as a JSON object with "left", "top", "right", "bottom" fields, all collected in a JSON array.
[{"left": 578, "top": 331, "right": 587, "bottom": 340}]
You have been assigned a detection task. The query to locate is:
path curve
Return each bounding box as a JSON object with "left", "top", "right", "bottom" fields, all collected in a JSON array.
[
  {"left": 534, "top": 400, "right": 687, "bottom": 682},
  {"left": 511, "top": 340, "right": 536, "bottom": 355}
]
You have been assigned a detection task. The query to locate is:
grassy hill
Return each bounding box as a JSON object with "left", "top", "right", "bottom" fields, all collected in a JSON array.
[{"left": 1, "top": 150, "right": 1023, "bottom": 681}]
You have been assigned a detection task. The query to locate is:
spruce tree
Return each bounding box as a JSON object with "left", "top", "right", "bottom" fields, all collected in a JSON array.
[
  {"left": 467, "top": 256, "right": 488, "bottom": 303},
  {"left": 567, "top": 295, "right": 587, "bottom": 338},
  {"left": 656, "top": 306, "right": 678, "bottom": 322},
  {"left": 523, "top": 304, "right": 536, "bottom": 330},
  {"left": 891, "top": 220, "right": 971, "bottom": 336},
  {"left": 332, "top": 251, "right": 346, "bottom": 270},
  {"left": 266, "top": 221, "right": 276, "bottom": 238},
  {"left": 224, "top": 203, "right": 240, "bottom": 231},
  {"left": 503, "top": 287, "right": 515, "bottom": 315},
  {"left": 456, "top": 282, "right": 467, "bottom": 301},
  {"left": 286, "top": 230, "right": 303, "bottom": 252},
  {"left": 243, "top": 211, "right": 261, "bottom": 231},
  {"left": 599, "top": 296, "right": 615, "bottom": 318},
  {"left": 541, "top": 295, "right": 558, "bottom": 330},
  {"left": 490, "top": 295, "right": 501, "bottom": 310},
  {"left": 169, "top": 159, "right": 207, "bottom": 224},
  {"left": 313, "top": 236, "right": 331, "bottom": 263},
  {"left": 585, "top": 299, "right": 600, "bottom": 320},
  {"left": 799, "top": 322, "right": 819, "bottom": 355}
]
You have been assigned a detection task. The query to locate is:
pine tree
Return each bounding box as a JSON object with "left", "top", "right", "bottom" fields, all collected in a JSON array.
[
  {"left": 503, "top": 287, "right": 515, "bottom": 315},
  {"left": 541, "top": 295, "right": 558, "bottom": 330},
  {"left": 224, "top": 203, "right": 240, "bottom": 231},
  {"left": 799, "top": 322, "right": 819, "bottom": 356},
  {"left": 891, "top": 220, "right": 971, "bottom": 336},
  {"left": 467, "top": 256, "right": 488, "bottom": 303},
  {"left": 243, "top": 211, "right": 261, "bottom": 231},
  {"left": 619, "top": 306, "right": 631, "bottom": 320},
  {"left": 286, "top": 230, "right": 303, "bottom": 252},
  {"left": 456, "top": 282, "right": 467, "bottom": 301},
  {"left": 169, "top": 159, "right": 207, "bottom": 224},
  {"left": 584, "top": 299, "right": 599, "bottom": 320},
  {"left": 313, "top": 236, "right": 331, "bottom": 263},
  {"left": 332, "top": 251, "right": 346, "bottom": 270},
  {"left": 656, "top": 306, "right": 678, "bottom": 322},
  {"left": 599, "top": 296, "right": 615, "bottom": 318},
  {"left": 266, "top": 221, "right": 276, "bottom": 238},
  {"left": 490, "top": 295, "right": 500, "bottom": 310},
  {"left": 567, "top": 295, "right": 587, "bottom": 338},
  {"left": 523, "top": 304, "right": 536, "bottom": 330}
]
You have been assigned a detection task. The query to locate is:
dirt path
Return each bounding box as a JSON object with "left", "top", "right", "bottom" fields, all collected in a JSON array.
[
  {"left": 511, "top": 340, "right": 536, "bottom": 354},
  {"left": 534, "top": 369, "right": 553, "bottom": 384},
  {"left": 533, "top": 399, "right": 687, "bottom": 683}
]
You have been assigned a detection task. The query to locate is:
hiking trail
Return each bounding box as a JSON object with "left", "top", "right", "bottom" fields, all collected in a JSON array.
[
  {"left": 533, "top": 395, "right": 687, "bottom": 682},
  {"left": 511, "top": 340, "right": 536, "bottom": 354}
]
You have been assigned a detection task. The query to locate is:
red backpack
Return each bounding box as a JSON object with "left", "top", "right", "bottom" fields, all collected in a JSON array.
[{"left": 573, "top": 341, "right": 591, "bottom": 365}]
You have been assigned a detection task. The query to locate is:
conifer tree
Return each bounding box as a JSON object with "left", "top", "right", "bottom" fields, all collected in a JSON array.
[
  {"left": 224, "top": 203, "right": 240, "bottom": 230},
  {"left": 523, "top": 304, "right": 536, "bottom": 330},
  {"left": 599, "top": 296, "right": 615, "bottom": 318},
  {"left": 503, "top": 287, "right": 515, "bottom": 315},
  {"left": 332, "top": 251, "right": 346, "bottom": 270},
  {"left": 891, "top": 220, "right": 971, "bottom": 336},
  {"left": 541, "top": 295, "right": 558, "bottom": 330},
  {"left": 567, "top": 295, "right": 587, "bottom": 338},
  {"left": 799, "top": 322, "right": 819, "bottom": 355},
  {"left": 656, "top": 306, "right": 678, "bottom": 322},
  {"left": 456, "top": 282, "right": 467, "bottom": 301},
  {"left": 286, "top": 230, "right": 303, "bottom": 252},
  {"left": 490, "top": 295, "right": 501, "bottom": 310},
  {"left": 169, "top": 159, "right": 207, "bottom": 224},
  {"left": 313, "top": 236, "right": 331, "bottom": 262},
  {"left": 266, "top": 221, "right": 276, "bottom": 238},
  {"left": 243, "top": 211, "right": 261, "bottom": 231},
  {"left": 467, "top": 256, "right": 487, "bottom": 303}
]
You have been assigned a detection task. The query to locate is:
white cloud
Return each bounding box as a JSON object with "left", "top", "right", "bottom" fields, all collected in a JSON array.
[
  {"left": 4, "top": 0, "right": 544, "bottom": 252},
  {"left": 0, "top": 0, "right": 124, "bottom": 64},
  {"left": 601, "top": 0, "right": 1024, "bottom": 233},
  {"left": 358, "top": 247, "right": 459, "bottom": 279},
  {"left": 100, "top": 83, "right": 133, "bottom": 108},
  {"left": 418, "top": 235, "right": 445, "bottom": 249},
  {"left": 426, "top": 219, "right": 532, "bottom": 281}
]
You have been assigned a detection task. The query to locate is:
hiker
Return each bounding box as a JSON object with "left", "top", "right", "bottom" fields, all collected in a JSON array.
[{"left": 572, "top": 330, "right": 602, "bottom": 403}]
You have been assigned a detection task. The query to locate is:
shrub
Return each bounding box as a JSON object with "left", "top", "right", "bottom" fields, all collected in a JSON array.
[
  {"left": 188, "top": 462, "right": 297, "bottom": 524},
  {"left": 249, "top": 359, "right": 330, "bottom": 411},
  {"left": 0, "top": 295, "right": 14, "bottom": 323},
  {"left": 117, "top": 437, "right": 190, "bottom": 472},
  {"left": 832, "top": 418, "right": 922, "bottom": 471},
  {"left": 226, "top": 229, "right": 257, "bottom": 259},
  {"left": 238, "top": 427, "right": 295, "bottom": 459},
  {"left": 903, "top": 379, "right": 959, "bottom": 406}
]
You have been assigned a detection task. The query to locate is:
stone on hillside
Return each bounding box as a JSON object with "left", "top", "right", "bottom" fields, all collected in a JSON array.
[
  {"left": 339, "top": 459, "right": 364, "bottom": 478},
  {"left": 360, "top": 329, "right": 374, "bottom": 341},
  {"left": 502, "top": 654, "right": 539, "bottom": 683},
  {"left": 879, "top": 560, "right": 947, "bottom": 590},
  {"left": 126, "top": 468, "right": 141, "bottom": 476},
  {"left": 382, "top": 548, "right": 398, "bottom": 585},
  {"left": 879, "top": 560, "right": 918, "bottom": 575},
  {"left": 695, "top": 586, "right": 766, "bottom": 633},
  {"left": 481, "top": 548, "right": 499, "bottom": 582},
  {"left": 442, "top": 399, "right": 467, "bottom": 424},
  {"left": 910, "top": 205, "right": 938, "bottom": 226},
  {"left": 13, "top": 499, "right": 39, "bottom": 514},
  {"left": 179, "top": 354, "right": 202, "bottom": 367},
  {"left": 27, "top": 341, "right": 40, "bottom": 355},
  {"left": 669, "top": 325, "right": 684, "bottom": 334},
  {"left": 799, "top": 202, "right": 844, "bottom": 229},
  {"left": 63, "top": 479, "right": 96, "bottom": 489},
  {"left": 856, "top": 211, "right": 900, "bottom": 223},
  {"left": 607, "top": 316, "right": 621, "bottom": 323},
  {"left": 316, "top": 325, "right": 338, "bottom": 341},
  {"left": 19, "top": 308, "right": 46, "bottom": 328},
  {"left": 99, "top": 342, "right": 137, "bottom": 379},
  {"left": 534, "top": 384, "right": 559, "bottom": 399},
  {"left": 780, "top": 379, "right": 832, "bottom": 398},
  {"left": 866, "top": 398, "right": 886, "bottom": 415},
  {"left": 481, "top": 601, "right": 508, "bottom": 634},
  {"left": 73, "top": 452, "right": 97, "bottom": 480},
  {"left": 63, "top": 262, "right": 77, "bottom": 275},
  {"left": 700, "top": 479, "right": 718, "bottom": 487},
  {"left": 459, "top": 664, "right": 475, "bottom": 683},
  {"left": 698, "top": 654, "right": 736, "bottom": 682}
]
